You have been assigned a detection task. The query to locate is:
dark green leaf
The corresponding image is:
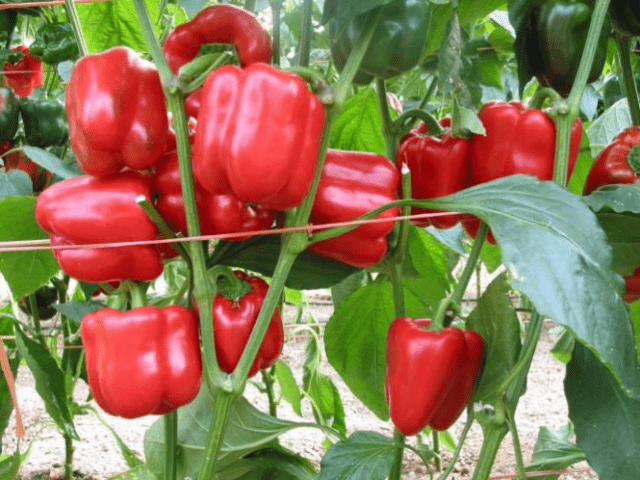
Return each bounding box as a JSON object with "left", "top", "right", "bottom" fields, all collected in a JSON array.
[
  {"left": 525, "top": 424, "right": 586, "bottom": 480},
  {"left": 329, "top": 87, "right": 386, "bottom": 154},
  {"left": 427, "top": 175, "right": 640, "bottom": 397},
  {"left": 565, "top": 342, "right": 640, "bottom": 479},
  {"left": 22, "top": 146, "right": 81, "bottom": 179},
  {"left": 317, "top": 431, "right": 397, "bottom": 480},
  {"left": 14, "top": 323, "right": 78, "bottom": 440},
  {"left": 227, "top": 445, "right": 316, "bottom": 480},
  {"left": 438, "top": 11, "right": 462, "bottom": 90},
  {"left": 215, "top": 236, "right": 358, "bottom": 290},
  {"left": 0, "top": 171, "right": 31, "bottom": 197},
  {"left": 321, "top": 0, "right": 393, "bottom": 25},
  {"left": 0, "top": 197, "right": 59, "bottom": 300},
  {"left": 274, "top": 360, "right": 302, "bottom": 417},
  {"left": 586, "top": 99, "right": 631, "bottom": 157},
  {"left": 0, "top": 451, "right": 22, "bottom": 480},
  {"left": 109, "top": 465, "right": 157, "bottom": 480},
  {"left": 54, "top": 301, "right": 103, "bottom": 324},
  {"left": 331, "top": 271, "right": 368, "bottom": 308},
  {"left": 466, "top": 274, "right": 522, "bottom": 403}
]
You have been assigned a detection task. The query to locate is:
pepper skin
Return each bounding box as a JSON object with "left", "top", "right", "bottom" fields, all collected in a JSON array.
[
  {"left": 396, "top": 123, "right": 471, "bottom": 229},
  {"left": 35, "top": 172, "right": 163, "bottom": 283},
  {"left": 81, "top": 306, "right": 202, "bottom": 418},
  {"left": 535, "top": 1, "right": 610, "bottom": 97},
  {"left": 464, "top": 101, "right": 583, "bottom": 243},
  {"left": 0, "top": 86, "right": 19, "bottom": 143},
  {"left": 20, "top": 99, "right": 68, "bottom": 148},
  {"left": 307, "top": 149, "right": 400, "bottom": 268},
  {"left": 609, "top": 0, "right": 640, "bottom": 37},
  {"left": 30, "top": 22, "right": 79, "bottom": 64},
  {"left": 3, "top": 46, "right": 44, "bottom": 97},
  {"left": 212, "top": 271, "right": 283, "bottom": 378},
  {"left": 330, "top": 0, "right": 429, "bottom": 85},
  {"left": 152, "top": 151, "right": 273, "bottom": 240},
  {"left": 385, "top": 317, "right": 484, "bottom": 436},
  {"left": 65, "top": 46, "right": 169, "bottom": 177},
  {"left": 193, "top": 63, "right": 324, "bottom": 210}
]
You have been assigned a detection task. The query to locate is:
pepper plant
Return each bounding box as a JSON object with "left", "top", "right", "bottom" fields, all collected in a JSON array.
[{"left": 0, "top": 1, "right": 640, "bottom": 480}]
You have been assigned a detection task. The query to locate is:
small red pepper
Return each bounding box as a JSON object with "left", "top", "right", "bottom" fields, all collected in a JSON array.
[
  {"left": 308, "top": 149, "right": 400, "bottom": 268},
  {"left": 396, "top": 122, "right": 471, "bottom": 229},
  {"left": 81, "top": 306, "right": 202, "bottom": 418},
  {"left": 385, "top": 317, "right": 484, "bottom": 435},
  {"left": 65, "top": 46, "right": 169, "bottom": 177},
  {"left": 2, "top": 46, "right": 44, "bottom": 97},
  {"left": 35, "top": 172, "right": 163, "bottom": 283},
  {"left": 192, "top": 63, "right": 324, "bottom": 211},
  {"left": 211, "top": 271, "right": 283, "bottom": 378}
]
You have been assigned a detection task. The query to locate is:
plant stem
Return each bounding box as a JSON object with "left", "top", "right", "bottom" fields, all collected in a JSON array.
[
  {"left": 261, "top": 368, "right": 277, "bottom": 417},
  {"left": 270, "top": 0, "right": 283, "bottom": 66},
  {"left": 504, "top": 399, "right": 526, "bottom": 480},
  {"left": 137, "top": 196, "right": 191, "bottom": 261},
  {"left": 244, "top": 0, "right": 257, "bottom": 12},
  {"left": 436, "top": 412, "right": 474, "bottom": 480},
  {"left": 298, "top": 0, "right": 313, "bottom": 67},
  {"left": 27, "top": 293, "right": 45, "bottom": 346},
  {"left": 164, "top": 412, "right": 178, "bottom": 480},
  {"left": 389, "top": 430, "right": 406, "bottom": 480},
  {"left": 63, "top": 0, "right": 88, "bottom": 56},
  {"left": 64, "top": 432, "right": 74, "bottom": 480},
  {"left": 471, "top": 424, "right": 509, "bottom": 480},
  {"left": 195, "top": 391, "right": 237, "bottom": 480},
  {"left": 376, "top": 78, "right": 398, "bottom": 159},
  {"left": 432, "top": 430, "right": 441, "bottom": 472},
  {"left": 615, "top": 33, "right": 640, "bottom": 126}
]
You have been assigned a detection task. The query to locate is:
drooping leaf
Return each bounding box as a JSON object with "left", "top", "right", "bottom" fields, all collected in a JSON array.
[
  {"left": 565, "top": 342, "right": 640, "bottom": 479},
  {"left": 525, "top": 424, "right": 586, "bottom": 480},
  {"left": 53, "top": 301, "right": 103, "bottom": 324},
  {"left": 0, "top": 171, "right": 31, "bottom": 197},
  {"left": 586, "top": 99, "right": 631, "bottom": 157},
  {"left": 109, "top": 465, "right": 157, "bottom": 480},
  {"left": 274, "top": 360, "right": 302, "bottom": 417},
  {"left": 21, "top": 147, "right": 81, "bottom": 179},
  {"left": 0, "top": 451, "right": 23, "bottom": 480}
]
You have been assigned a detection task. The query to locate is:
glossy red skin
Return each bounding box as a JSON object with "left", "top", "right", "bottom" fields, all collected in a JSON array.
[
  {"left": 385, "top": 318, "right": 485, "bottom": 435},
  {"left": 308, "top": 149, "right": 400, "bottom": 268},
  {"left": 193, "top": 63, "right": 324, "bottom": 210},
  {"left": 397, "top": 125, "right": 471, "bottom": 229},
  {"left": 163, "top": 4, "right": 272, "bottom": 119},
  {"left": 81, "top": 306, "right": 202, "bottom": 418},
  {"left": 465, "top": 101, "right": 583, "bottom": 244},
  {"left": 583, "top": 126, "right": 640, "bottom": 195},
  {"left": 66, "top": 47, "right": 169, "bottom": 177},
  {"left": 212, "top": 271, "right": 284, "bottom": 377},
  {"left": 35, "top": 172, "right": 163, "bottom": 283},
  {"left": 152, "top": 152, "right": 273, "bottom": 241},
  {"left": 3, "top": 46, "right": 44, "bottom": 97}
]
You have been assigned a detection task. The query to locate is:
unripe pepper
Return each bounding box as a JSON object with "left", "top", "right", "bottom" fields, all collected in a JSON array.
[
  {"left": 385, "top": 317, "right": 484, "bottom": 435},
  {"left": 65, "top": 46, "right": 169, "bottom": 177},
  {"left": 308, "top": 149, "right": 400, "bottom": 268},
  {"left": 30, "top": 22, "right": 79, "bottom": 64},
  {"left": 3, "top": 46, "right": 44, "bottom": 98},
  {"left": 81, "top": 306, "right": 202, "bottom": 418},
  {"left": 35, "top": 172, "right": 164, "bottom": 283},
  {"left": 0, "top": 86, "right": 19, "bottom": 143},
  {"left": 193, "top": 63, "right": 324, "bottom": 211},
  {"left": 20, "top": 99, "right": 68, "bottom": 148}
]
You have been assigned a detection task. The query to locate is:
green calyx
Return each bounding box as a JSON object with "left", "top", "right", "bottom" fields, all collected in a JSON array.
[{"left": 209, "top": 266, "right": 252, "bottom": 302}]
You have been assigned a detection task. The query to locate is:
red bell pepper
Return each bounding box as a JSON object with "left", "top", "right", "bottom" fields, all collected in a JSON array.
[
  {"left": 65, "top": 46, "right": 169, "bottom": 177},
  {"left": 211, "top": 271, "right": 283, "bottom": 378},
  {"left": 35, "top": 172, "right": 163, "bottom": 283},
  {"left": 81, "top": 306, "right": 202, "bottom": 418},
  {"left": 2, "top": 46, "right": 44, "bottom": 97},
  {"left": 308, "top": 149, "right": 400, "bottom": 268},
  {"left": 396, "top": 123, "right": 471, "bottom": 229},
  {"left": 464, "top": 101, "right": 583, "bottom": 243},
  {"left": 192, "top": 63, "right": 324, "bottom": 211},
  {"left": 152, "top": 151, "right": 273, "bottom": 240},
  {"left": 385, "top": 317, "right": 484, "bottom": 435}
]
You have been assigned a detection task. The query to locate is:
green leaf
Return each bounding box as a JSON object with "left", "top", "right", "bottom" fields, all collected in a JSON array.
[
  {"left": 324, "top": 282, "right": 394, "bottom": 420},
  {"left": 14, "top": 323, "right": 78, "bottom": 440},
  {"left": 586, "top": 99, "right": 631, "bottom": 157},
  {"left": 565, "top": 342, "right": 640, "bottom": 479},
  {"left": 329, "top": 87, "right": 386, "bottom": 155},
  {"left": 22, "top": 147, "right": 81, "bottom": 180},
  {"left": 0, "top": 197, "right": 59, "bottom": 300},
  {"left": 215, "top": 236, "right": 358, "bottom": 290},
  {"left": 525, "top": 424, "right": 586, "bottom": 480},
  {"left": 53, "top": 301, "right": 103, "bottom": 324},
  {"left": 466, "top": 274, "right": 522, "bottom": 403},
  {"left": 223, "top": 445, "right": 316, "bottom": 480},
  {"left": 480, "top": 241, "right": 503, "bottom": 273},
  {"left": 453, "top": 99, "right": 486, "bottom": 135},
  {"left": 331, "top": 270, "right": 368, "bottom": 308},
  {"left": 0, "top": 171, "right": 31, "bottom": 197},
  {"left": 93, "top": 410, "right": 144, "bottom": 469},
  {"left": 144, "top": 390, "right": 324, "bottom": 480},
  {"left": 321, "top": 0, "right": 393, "bottom": 25},
  {"left": 76, "top": 0, "right": 161, "bottom": 53},
  {"left": 438, "top": 11, "right": 462, "bottom": 89},
  {"left": 317, "top": 431, "right": 397, "bottom": 480},
  {"left": 109, "top": 464, "right": 157, "bottom": 480},
  {"left": 0, "top": 451, "right": 23, "bottom": 480},
  {"left": 426, "top": 175, "right": 640, "bottom": 397},
  {"left": 566, "top": 132, "right": 594, "bottom": 195},
  {"left": 274, "top": 360, "right": 302, "bottom": 417}
]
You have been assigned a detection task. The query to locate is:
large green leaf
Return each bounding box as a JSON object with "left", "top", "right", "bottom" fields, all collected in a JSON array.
[
  {"left": 0, "top": 172, "right": 31, "bottom": 198},
  {"left": 0, "top": 196, "right": 59, "bottom": 300},
  {"left": 22, "top": 147, "right": 81, "bottom": 180},
  {"left": 525, "top": 424, "right": 586, "bottom": 480},
  {"left": 316, "top": 431, "right": 397, "bottom": 480},
  {"left": 586, "top": 99, "right": 632, "bottom": 157},
  {"left": 425, "top": 175, "right": 640, "bottom": 397},
  {"left": 565, "top": 342, "right": 640, "bottom": 479},
  {"left": 321, "top": 0, "right": 394, "bottom": 25}
]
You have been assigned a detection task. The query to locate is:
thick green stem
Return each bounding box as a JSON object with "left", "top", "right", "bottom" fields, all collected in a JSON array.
[
  {"left": 164, "top": 412, "right": 178, "bottom": 480},
  {"left": 195, "top": 392, "right": 237, "bottom": 480},
  {"left": 436, "top": 412, "right": 474, "bottom": 480},
  {"left": 64, "top": 433, "right": 74, "bottom": 480},
  {"left": 270, "top": 0, "right": 283, "bottom": 66},
  {"left": 376, "top": 78, "right": 398, "bottom": 159},
  {"left": 418, "top": 76, "right": 438, "bottom": 110},
  {"left": 395, "top": 108, "right": 443, "bottom": 138},
  {"left": 389, "top": 430, "right": 406, "bottom": 480},
  {"left": 261, "top": 368, "right": 278, "bottom": 417},
  {"left": 63, "top": 0, "right": 88, "bottom": 56},
  {"left": 552, "top": 113, "right": 574, "bottom": 186},
  {"left": 27, "top": 293, "right": 45, "bottom": 346},
  {"left": 471, "top": 425, "right": 509, "bottom": 480},
  {"left": 615, "top": 33, "right": 640, "bottom": 126},
  {"left": 504, "top": 399, "right": 526, "bottom": 480},
  {"left": 298, "top": 0, "right": 313, "bottom": 67},
  {"left": 244, "top": 0, "right": 257, "bottom": 12},
  {"left": 433, "top": 430, "right": 441, "bottom": 472},
  {"left": 137, "top": 197, "right": 191, "bottom": 261}
]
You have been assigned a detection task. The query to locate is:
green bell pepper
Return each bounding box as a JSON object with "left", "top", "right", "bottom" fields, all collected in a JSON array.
[
  {"left": 0, "top": 85, "right": 18, "bottom": 143},
  {"left": 329, "top": 0, "right": 430, "bottom": 85},
  {"left": 30, "top": 22, "right": 79, "bottom": 64},
  {"left": 0, "top": 10, "right": 16, "bottom": 46},
  {"left": 20, "top": 99, "right": 69, "bottom": 148}
]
